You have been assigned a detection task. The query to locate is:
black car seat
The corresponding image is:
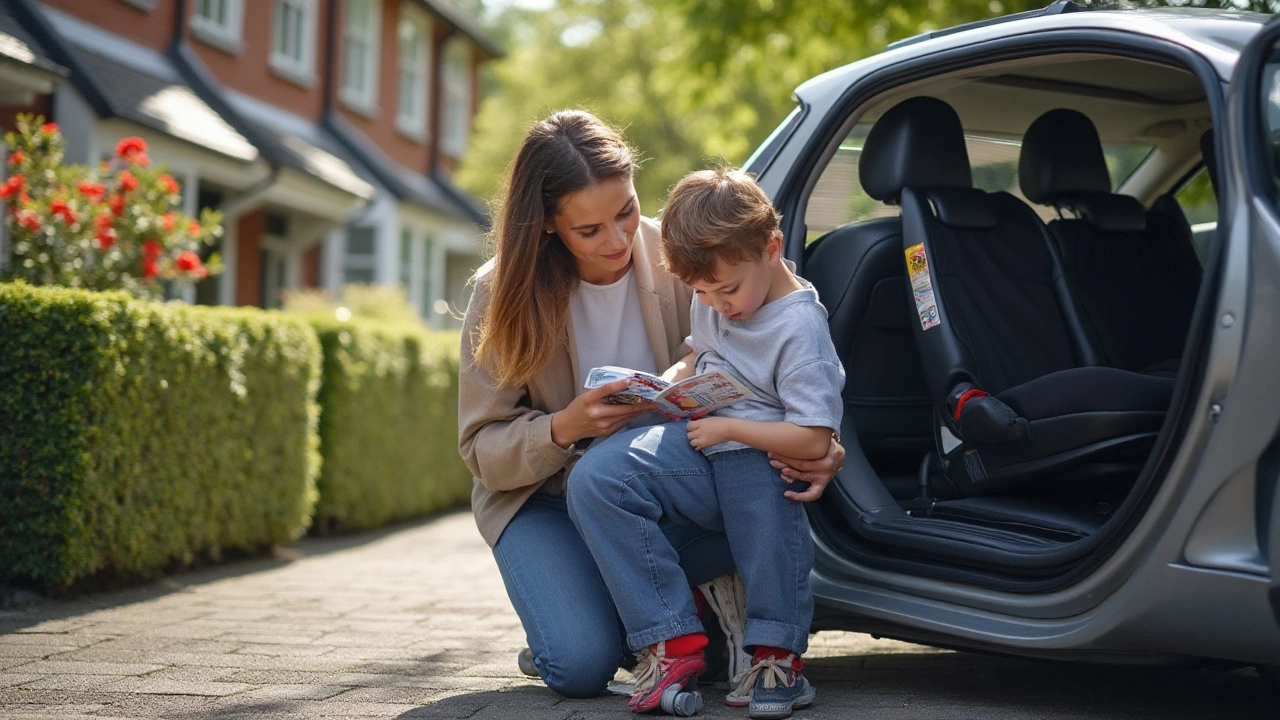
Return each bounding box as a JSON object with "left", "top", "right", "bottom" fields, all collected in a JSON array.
[
  {"left": 885, "top": 96, "right": 1174, "bottom": 495},
  {"left": 803, "top": 148, "right": 932, "bottom": 480},
  {"left": 1019, "top": 109, "right": 1202, "bottom": 375}
]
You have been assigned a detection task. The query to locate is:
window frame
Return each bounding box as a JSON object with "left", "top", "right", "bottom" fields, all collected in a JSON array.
[
  {"left": 190, "top": 0, "right": 244, "bottom": 54},
  {"left": 341, "top": 0, "right": 381, "bottom": 115},
  {"left": 441, "top": 37, "right": 472, "bottom": 158},
  {"left": 269, "top": 0, "right": 319, "bottom": 87},
  {"left": 343, "top": 225, "right": 379, "bottom": 286},
  {"left": 395, "top": 9, "right": 432, "bottom": 141}
]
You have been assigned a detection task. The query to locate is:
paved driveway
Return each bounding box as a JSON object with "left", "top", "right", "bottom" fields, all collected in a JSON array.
[{"left": 0, "top": 511, "right": 1275, "bottom": 719}]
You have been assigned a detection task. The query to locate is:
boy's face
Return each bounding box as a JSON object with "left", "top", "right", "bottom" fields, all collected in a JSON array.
[{"left": 689, "top": 231, "right": 781, "bottom": 322}]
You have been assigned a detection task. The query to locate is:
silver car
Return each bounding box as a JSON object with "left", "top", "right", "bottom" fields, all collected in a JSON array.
[{"left": 747, "top": 0, "right": 1280, "bottom": 683}]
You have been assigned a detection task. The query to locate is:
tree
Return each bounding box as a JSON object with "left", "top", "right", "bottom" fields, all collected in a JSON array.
[{"left": 458, "top": 0, "right": 1273, "bottom": 218}]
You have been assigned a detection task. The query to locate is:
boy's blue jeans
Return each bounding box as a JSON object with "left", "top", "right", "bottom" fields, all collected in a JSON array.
[
  {"left": 567, "top": 421, "right": 814, "bottom": 656},
  {"left": 493, "top": 488, "right": 734, "bottom": 698}
]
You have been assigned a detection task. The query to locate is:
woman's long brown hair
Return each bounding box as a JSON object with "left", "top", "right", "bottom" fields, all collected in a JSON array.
[{"left": 474, "top": 110, "right": 636, "bottom": 388}]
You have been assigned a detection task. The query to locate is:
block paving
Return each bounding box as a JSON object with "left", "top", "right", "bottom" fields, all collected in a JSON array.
[{"left": 1, "top": 511, "right": 1276, "bottom": 719}]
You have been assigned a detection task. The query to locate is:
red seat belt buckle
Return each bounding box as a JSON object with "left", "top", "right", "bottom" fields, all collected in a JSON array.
[{"left": 952, "top": 388, "right": 988, "bottom": 421}]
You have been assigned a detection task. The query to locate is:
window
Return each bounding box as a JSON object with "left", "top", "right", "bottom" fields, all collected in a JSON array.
[
  {"left": 397, "top": 228, "right": 436, "bottom": 317},
  {"left": 804, "top": 119, "right": 1156, "bottom": 243},
  {"left": 341, "top": 0, "right": 380, "bottom": 112},
  {"left": 399, "top": 228, "right": 413, "bottom": 290},
  {"left": 441, "top": 39, "right": 472, "bottom": 157},
  {"left": 271, "top": 0, "right": 317, "bottom": 83},
  {"left": 344, "top": 226, "right": 377, "bottom": 285},
  {"left": 191, "top": 0, "right": 243, "bottom": 51},
  {"left": 802, "top": 122, "right": 892, "bottom": 243},
  {"left": 396, "top": 14, "right": 430, "bottom": 139}
]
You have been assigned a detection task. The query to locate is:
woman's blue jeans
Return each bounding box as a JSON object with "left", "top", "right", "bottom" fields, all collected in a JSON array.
[
  {"left": 567, "top": 422, "right": 814, "bottom": 656},
  {"left": 492, "top": 488, "right": 733, "bottom": 698}
]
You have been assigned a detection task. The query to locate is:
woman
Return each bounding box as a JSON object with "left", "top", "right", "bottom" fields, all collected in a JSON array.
[{"left": 458, "top": 109, "right": 840, "bottom": 698}]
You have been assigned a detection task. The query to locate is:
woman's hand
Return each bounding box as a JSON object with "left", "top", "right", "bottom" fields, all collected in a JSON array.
[
  {"left": 551, "top": 379, "right": 657, "bottom": 448},
  {"left": 768, "top": 435, "right": 845, "bottom": 502}
]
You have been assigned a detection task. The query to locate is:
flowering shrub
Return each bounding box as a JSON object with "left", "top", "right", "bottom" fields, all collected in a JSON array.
[{"left": 2, "top": 114, "right": 223, "bottom": 300}]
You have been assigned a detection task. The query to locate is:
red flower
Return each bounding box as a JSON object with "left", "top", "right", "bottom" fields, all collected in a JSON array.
[
  {"left": 78, "top": 181, "right": 106, "bottom": 202},
  {"left": 96, "top": 227, "right": 116, "bottom": 251},
  {"left": 142, "top": 258, "right": 160, "bottom": 279},
  {"left": 162, "top": 211, "right": 177, "bottom": 232},
  {"left": 115, "top": 136, "right": 147, "bottom": 161},
  {"left": 118, "top": 170, "right": 138, "bottom": 193},
  {"left": 40, "top": 122, "right": 58, "bottom": 134},
  {"left": 158, "top": 174, "right": 179, "bottom": 194},
  {"left": 0, "top": 174, "right": 25, "bottom": 198},
  {"left": 17, "top": 211, "right": 39, "bottom": 232},
  {"left": 109, "top": 194, "right": 125, "bottom": 217},
  {"left": 175, "top": 250, "right": 203, "bottom": 273},
  {"left": 49, "top": 198, "right": 78, "bottom": 225},
  {"left": 142, "top": 239, "right": 163, "bottom": 259},
  {"left": 94, "top": 212, "right": 113, "bottom": 230},
  {"left": 133, "top": 153, "right": 151, "bottom": 167},
  {"left": 188, "top": 218, "right": 201, "bottom": 236},
  {"left": 7, "top": 151, "right": 23, "bottom": 166}
]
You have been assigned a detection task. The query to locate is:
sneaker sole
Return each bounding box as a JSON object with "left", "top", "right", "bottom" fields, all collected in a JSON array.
[
  {"left": 748, "top": 685, "right": 815, "bottom": 720},
  {"left": 630, "top": 664, "right": 706, "bottom": 713}
]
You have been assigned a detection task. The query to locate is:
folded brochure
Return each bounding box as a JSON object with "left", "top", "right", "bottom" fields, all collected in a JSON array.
[{"left": 584, "top": 365, "right": 759, "bottom": 419}]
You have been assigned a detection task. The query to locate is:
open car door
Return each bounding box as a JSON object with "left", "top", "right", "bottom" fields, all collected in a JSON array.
[{"left": 1225, "top": 14, "right": 1280, "bottom": 635}]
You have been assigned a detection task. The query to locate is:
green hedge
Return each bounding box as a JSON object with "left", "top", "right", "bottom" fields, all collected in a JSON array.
[
  {"left": 307, "top": 317, "right": 469, "bottom": 534},
  {"left": 0, "top": 282, "right": 321, "bottom": 592}
]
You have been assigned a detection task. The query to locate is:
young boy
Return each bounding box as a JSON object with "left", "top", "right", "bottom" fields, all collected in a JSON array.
[{"left": 650, "top": 167, "right": 844, "bottom": 717}]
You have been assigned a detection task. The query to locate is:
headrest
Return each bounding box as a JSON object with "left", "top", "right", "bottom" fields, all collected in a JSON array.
[
  {"left": 1076, "top": 193, "right": 1147, "bottom": 233},
  {"left": 860, "top": 96, "right": 971, "bottom": 203},
  {"left": 1200, "top": 129, "right": 1219, "bottom": 196},
  {"left": 927, "top": 187, "right": 998, "bottom": 229},
  {"left": 1019, "top": 109, "right": 1111, "bottom": 205}
]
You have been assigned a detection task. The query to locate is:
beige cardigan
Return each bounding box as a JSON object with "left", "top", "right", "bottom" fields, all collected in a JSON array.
[{"left": 459, "top": 217, "right": 694, "bottom": 547}]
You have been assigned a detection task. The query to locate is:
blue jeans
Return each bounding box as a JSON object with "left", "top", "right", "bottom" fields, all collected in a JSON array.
[
  {"left": 492, "top": 489, "right": 733, "bottom": 698},
  {"left": 567, "top": 422, "right": 813, "bottom": 656}
]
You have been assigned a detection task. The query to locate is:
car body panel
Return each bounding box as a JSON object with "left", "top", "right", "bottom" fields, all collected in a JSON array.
[{"left": 752, "top": 7, "right": 1280, "bottom": 664}]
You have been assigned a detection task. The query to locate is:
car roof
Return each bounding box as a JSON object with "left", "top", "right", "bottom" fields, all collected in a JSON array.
[{"left": 795, "top": 7, "right": 1270, "bottom": 104}]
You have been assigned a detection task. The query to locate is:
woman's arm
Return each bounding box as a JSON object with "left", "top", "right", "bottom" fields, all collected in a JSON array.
[
  {"left": 770, "top": 436, "right": 845, "bottom": 502},
  {"left": 459, "top": 275, "right": 653, "bottom": 492},
  {"left": 686, "top": 418, "right": 831, "bottom": 460}
]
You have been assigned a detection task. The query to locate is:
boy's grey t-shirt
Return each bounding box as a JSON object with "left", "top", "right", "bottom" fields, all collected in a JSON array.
[{"left": 688, "top": 273, "right": 845, "bottom": 455}]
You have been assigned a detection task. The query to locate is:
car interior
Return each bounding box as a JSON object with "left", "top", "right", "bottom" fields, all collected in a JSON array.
[{"left": 799, "top": 52, "right": 1220, "bottom": 591}]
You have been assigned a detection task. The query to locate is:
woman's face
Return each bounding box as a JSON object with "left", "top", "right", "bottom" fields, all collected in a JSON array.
[{"left": 546, "top": 175, "right": 641, "bottom": 285}]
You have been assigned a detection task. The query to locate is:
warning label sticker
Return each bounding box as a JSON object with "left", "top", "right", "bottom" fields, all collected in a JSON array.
[{"left": 905, "top": 243, "right": 940, "bottom": 331}]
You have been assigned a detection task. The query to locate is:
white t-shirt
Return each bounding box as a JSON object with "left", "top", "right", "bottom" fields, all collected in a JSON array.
[{"left": 569, "top": 266, "right": 657, "bottom": 390}]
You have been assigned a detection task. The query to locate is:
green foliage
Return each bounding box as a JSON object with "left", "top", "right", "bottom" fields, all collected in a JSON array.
[
  {"left": 283, "top": 284, "right": 424, "bottom": 326},
  {"left": 457, "top": 0, "right": 1046, "bottom": 213},
  {"left": 0, "top": 282, "right": 321, "bottom": 592},
  {"left": 460, "top": 0, "right": 1274, "bottom": 217},
  {"left": 3, "top": 116, "right": 223, "bottom": 299},
  {"left": 306, "top": 317, "right": 469, "bottom": 534}
]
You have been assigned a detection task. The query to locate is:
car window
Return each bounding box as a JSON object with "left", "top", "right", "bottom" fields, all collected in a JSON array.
[
  {"left": 804, "top": 122, "right": 891, "bottom": 243},
  {"left": 804, "top": 122, "right": 1154, "bottom": 243},
  {"left": 1175, "top": 167, "right": 1217, "bottom": 265},
  {"left": 1176, "top": 168, "right": 1217, "bottom": 226}
]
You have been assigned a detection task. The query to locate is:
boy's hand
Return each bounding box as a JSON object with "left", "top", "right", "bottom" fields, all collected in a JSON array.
[{"left": 687, "top": 417, "right": 732, "bottom": 451}]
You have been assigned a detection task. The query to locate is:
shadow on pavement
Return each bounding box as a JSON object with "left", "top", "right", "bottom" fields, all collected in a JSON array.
[
  {"left": 0, "top": 514, "right": 449, "bottom": 633},
  {"left": 391, "top": 652, "right": 1279, "bottom": 720}
]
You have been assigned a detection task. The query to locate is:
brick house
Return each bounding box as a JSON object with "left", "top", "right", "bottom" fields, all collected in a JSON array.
[{"left": 0, "top": 0, "right": 499, "bottom": 327}]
